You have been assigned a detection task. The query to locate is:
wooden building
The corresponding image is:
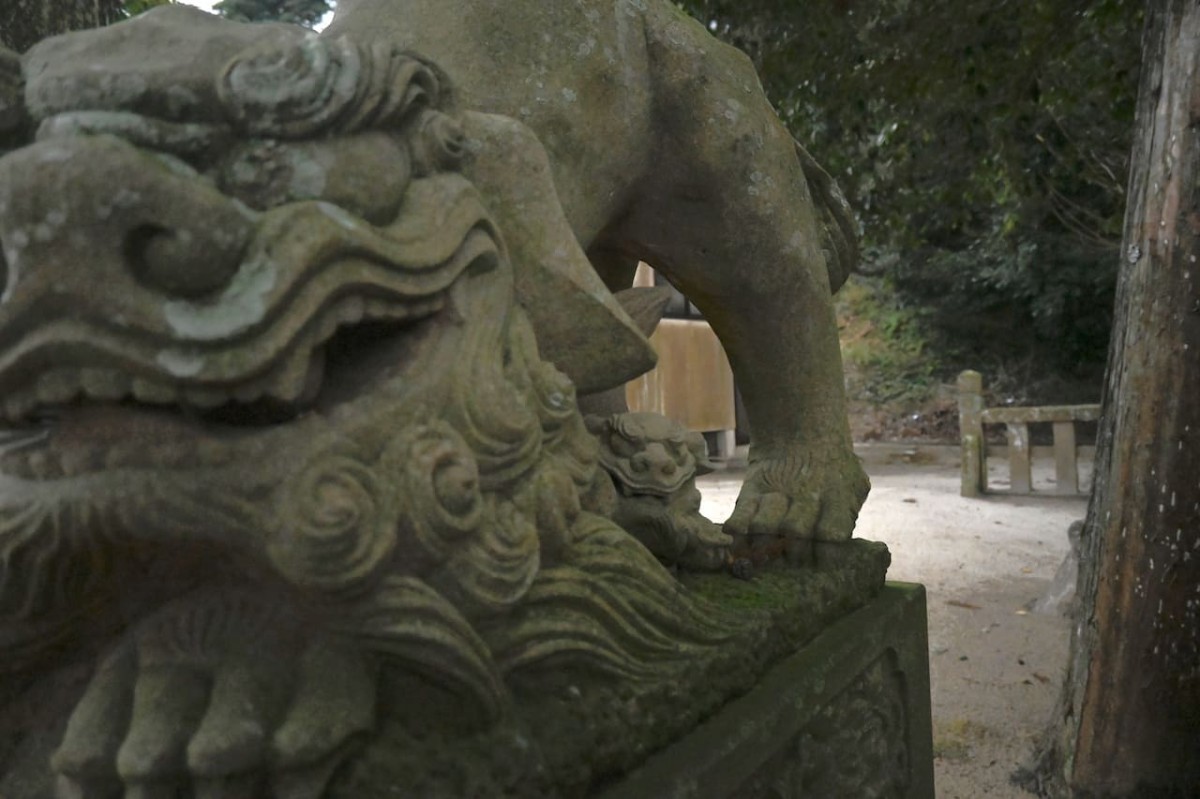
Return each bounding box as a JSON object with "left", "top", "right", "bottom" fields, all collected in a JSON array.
[{"left": 624, "top": 264, "right": 740, "bottom": 459}]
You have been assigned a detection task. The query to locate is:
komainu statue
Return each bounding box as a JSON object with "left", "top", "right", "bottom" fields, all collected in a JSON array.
[
  {"left": 587, "top": 412, "right": 732, "bottom": 571},
  {"left": 0, "top": 4, "right": 886, "bottom": 797},
  {"left": 324, "top": 0, "right": 871, "bottom": 553}
]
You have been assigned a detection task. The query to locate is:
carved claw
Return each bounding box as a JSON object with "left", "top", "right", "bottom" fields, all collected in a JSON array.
[
  {"left": 52, "top": 588, "right": 376, "bottom": 799},
  {"left": 724, "top": 449, "right": 870, "bottom": 565},
  {"left": 675, "top": 513, "right": 734, "bottom": 572}
]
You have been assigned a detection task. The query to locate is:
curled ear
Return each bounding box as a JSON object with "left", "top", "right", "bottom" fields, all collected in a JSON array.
[
  {"left": 410, "top": 110, "right": 467, "bottom": 176},
  {"left": 612, "top": 285, "right": 673, "bottom": 337},
  {"left": 583, "top": 414, "right": 611, "bottom": 437},
  {"left": 685, "top": 431, "right": 714, "bottom": 476},
  {"left": 794, "top": 138, "right": 858, "bottom": 291}
]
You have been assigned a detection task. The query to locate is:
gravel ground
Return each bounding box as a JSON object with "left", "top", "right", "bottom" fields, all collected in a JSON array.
[{"left": 697, "top": 443, "right": 1089, "bottom": 799}]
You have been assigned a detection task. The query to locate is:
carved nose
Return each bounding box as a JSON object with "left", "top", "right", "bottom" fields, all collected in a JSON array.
[
  {"left": 0, "top": 135, "right": 253, "bottom": 303},
  {"left": 631, "top": 444, "right": 677, "bottom": 476}
]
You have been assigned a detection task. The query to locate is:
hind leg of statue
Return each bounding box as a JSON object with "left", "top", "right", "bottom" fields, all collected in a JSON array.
[{"left": 599, "top": 11, "right": 869, "bottom": 564}]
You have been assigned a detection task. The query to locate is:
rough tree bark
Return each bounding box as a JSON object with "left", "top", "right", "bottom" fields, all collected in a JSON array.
[
  {"left": 1034, "top": 1, "right": 1200, "bottom": 796},
  {"left": 0, "top": 0, "right": 124, "bottom": 54}
]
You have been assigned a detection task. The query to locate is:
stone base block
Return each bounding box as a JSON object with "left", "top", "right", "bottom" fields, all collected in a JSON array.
[{"left": 599, "top": 583, "right": 934, "bottom": 798}]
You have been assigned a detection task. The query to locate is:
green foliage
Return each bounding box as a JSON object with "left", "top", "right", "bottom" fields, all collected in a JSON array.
[
  {"left": 678, "top": 0, "right": 1142, "bottom": 376},
  {"left": 836, "top": 276, "right": 939, "bottom": 405},
  {"left": 891, "top": 234, "right": 1116, "bottom": 375},
  {"left": 215, "top": 0, "right": 331, "bottom": 27},
  {"left": 122, "top": 0, "right": 173, "bottom": 15},
  {"left": 120, "top": 0, "right": 174, "bottom": 16},
  {"left": 0, "top": 0, "right": 180, "bottom": 54},
  {"left": 1, "top": 0, "right": 127, "bottom": 52}
]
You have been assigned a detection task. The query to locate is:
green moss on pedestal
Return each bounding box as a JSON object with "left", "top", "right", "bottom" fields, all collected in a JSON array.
[{"left": 331, "top": 540, "right": 891, "bottom": 798}]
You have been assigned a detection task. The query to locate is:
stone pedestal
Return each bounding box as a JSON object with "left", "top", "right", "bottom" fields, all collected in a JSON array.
[{"left": 600, "top": 583, "right": 934, "bottom": 799}]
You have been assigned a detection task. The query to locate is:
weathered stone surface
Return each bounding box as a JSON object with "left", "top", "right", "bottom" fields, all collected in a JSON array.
[
  {"left": 601, "top": 583, "right": 934, "bottom": 799},
  {"left": 0, "top": 4, "right": 908, "bottom": 796},
  {"left": 325, "top": 0, "right": 870, "bottom": 550},
  {"left": 588, "top": 411, "right": 731, "bottom": 570},
  {"left": 326, "top": 543, "right": 894, "bottom": 797}
]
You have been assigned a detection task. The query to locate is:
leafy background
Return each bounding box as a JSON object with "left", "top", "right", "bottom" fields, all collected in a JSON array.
[{"left": 679, "top": 0, "right": 1143, "bottom": 419}]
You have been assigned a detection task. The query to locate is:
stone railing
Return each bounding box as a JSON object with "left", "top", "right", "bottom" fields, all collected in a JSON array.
[{"left": 957, "top": 370, "right": 1100, "bottom": 497}]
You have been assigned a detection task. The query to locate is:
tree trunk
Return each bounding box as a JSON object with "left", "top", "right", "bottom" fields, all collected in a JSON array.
[
  {"left": 0, "top": 0, "right": 123, "bottom": 54},
  {"left": 1035, "top": 1, "right": 1200, "bottom": 795}
]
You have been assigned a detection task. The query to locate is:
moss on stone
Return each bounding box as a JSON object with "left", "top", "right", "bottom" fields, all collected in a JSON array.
[{"left": 331, "top": 540, "right": 891, "bottom": 798}]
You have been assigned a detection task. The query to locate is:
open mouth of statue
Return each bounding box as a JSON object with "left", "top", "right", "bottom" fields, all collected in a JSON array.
[
  {"left": 1, "top": 292, "right": 443, "bottom": 421},
  {"left": 0, "top": 289, "right": 447, "bottom": 480},
  {"left": 0, "top": 124, "right": 500, "bottom": 482}
]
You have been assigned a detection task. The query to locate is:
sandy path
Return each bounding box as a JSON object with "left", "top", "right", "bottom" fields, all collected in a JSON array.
[{"left": 697, "top": 443, "right": 1088, "bottom": 798}]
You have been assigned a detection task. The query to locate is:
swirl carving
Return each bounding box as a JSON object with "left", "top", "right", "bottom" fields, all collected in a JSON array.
[
  {"left": 218, "top": 36, "right": 442, "bottom": 139},
  {"left": 270, "top": 451, "right": 398, "bottom": 596},
  {"left": 530, "top": 361, "right": 578, "bottom": 439},
  {"left": 410, "top": 111, "right": 467, "bottom": 176},
  {"left": 429, "top": 497, "right": 541, "bottom": 619},
  {"left": 394, "top": 422, "right": 485, "bottom": 566}
]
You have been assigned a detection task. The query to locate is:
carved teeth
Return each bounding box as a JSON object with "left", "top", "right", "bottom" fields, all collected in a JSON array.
[
  {"left": 0, "top": 292, "right": 445, "bottom": 428},
  {"left": 152, "top": 444, "right": 193, "bottom": 469},
  {"left": 339, "top": 295, "right": 366, "bottom": 324},
  {"left": 267, "top": 345, "right": 316, "bottom": 404},
  {"left": 1, "top": 451, "right": 33, "bottom": 480},
  {"left": 233, "top": 384, "right": 265, "bottom": 404},
  {"left": 26, "top": 450, "right": 61, "bottom": 480},
  {"left": 364, "top": 297, "right": 393, "bottom": 318},
  {"left": 194, "top": 439, "right": 234, "bottom": 467},
  {"left": 131, "top": 377, "right": 178, "bottom": 405},
  {"left": 36, "top": 370, "right": 82, "bottom": 405},
  {"left": 59, "top": 446, "right": 104, "bottom": 476},
  {"left": 4, "top": 393, "right": 37, "bottom": 423},
  {"left": 182, "top": 386, "right": 227, "bottom": 409},
  {"left": 298, "top": 348, "right": 325, "bottom": 407},
  {"left": 314, "top": 311, "right": 340, "bottom": 342},
  {"left": 0, "top": 428, "right": 48, "bottom": 451},
  {"left": 103, "top": 442, "right": 140, "bottom": 470},
  {"left": 80, "top": 368, "right": 131, "bottom": 401}
]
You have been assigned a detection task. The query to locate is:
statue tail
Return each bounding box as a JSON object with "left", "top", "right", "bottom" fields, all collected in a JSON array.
[{"left": 794, "top": 139, "right": 858, "bottom": 292}]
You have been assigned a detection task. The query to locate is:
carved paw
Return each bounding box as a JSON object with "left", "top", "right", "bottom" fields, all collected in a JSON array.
[
  {"left": 723, "top": 448, "right": 870, "bottom": 564},
  {"left": 675, "top": 516, "right": 734, "bottom": 572},
  {"left": 52, "top": 588, "right": 375, "bottom": 799}
]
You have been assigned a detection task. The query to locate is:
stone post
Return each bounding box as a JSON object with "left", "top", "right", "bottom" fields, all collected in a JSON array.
[{"left": 957, "top": 370, "right": 985, "bottom": 497}]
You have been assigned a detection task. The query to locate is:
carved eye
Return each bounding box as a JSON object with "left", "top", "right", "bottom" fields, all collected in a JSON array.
[
  {"left": 126, "top": 223, "right": 239, "bottom": 300},
  {"left": 216, "top": 134, "right": 410, "bottom": 225},
  {"left": 609, "top": 435, "right": 640, "bottom": 460}
]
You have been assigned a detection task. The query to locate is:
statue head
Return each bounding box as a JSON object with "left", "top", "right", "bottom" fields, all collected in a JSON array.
[
  {"left": 0, "top": 12, "right": 742, "bottom": 796},
  {"left": 0, "top": 7, "right": 580, "bottom": 663}
]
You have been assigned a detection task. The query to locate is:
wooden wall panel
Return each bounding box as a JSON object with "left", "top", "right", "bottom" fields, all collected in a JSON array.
[{"left": 626, "top": 319, "right": 736, "bottom": 433}]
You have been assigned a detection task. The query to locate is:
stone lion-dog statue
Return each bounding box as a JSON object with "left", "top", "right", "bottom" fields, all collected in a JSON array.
[
  {"left": 0, "top": 2, "right": 871, "bottom": 796},
  {"left": 324, "top": 0, "right": 870, "bottom": 551}
]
